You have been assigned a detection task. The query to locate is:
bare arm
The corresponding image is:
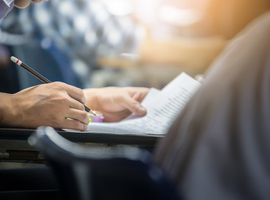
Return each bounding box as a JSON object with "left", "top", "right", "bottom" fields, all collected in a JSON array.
[{"left": 0, "top": 82, "right": 89, "bottom": 131}]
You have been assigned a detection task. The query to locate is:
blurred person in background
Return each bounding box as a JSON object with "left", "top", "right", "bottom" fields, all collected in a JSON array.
[
  {"left": 0, "top": 0, "right": 46, "bottom": 19},
  {"left": 137, "top": 0, "right": 270, "bottom": 74},
  {"left": 154, "top": 1, "right": 270, "bottom": 200}
]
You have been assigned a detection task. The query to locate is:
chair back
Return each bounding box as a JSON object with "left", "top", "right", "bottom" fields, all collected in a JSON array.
[{"left": 29, "top": 127, "right": 181, "bottom": 200}]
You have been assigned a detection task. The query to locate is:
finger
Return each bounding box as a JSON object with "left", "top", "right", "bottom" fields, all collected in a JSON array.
[
  {"left": 68, "top": 97, "right": 85, "bottom": 111},
  {"left": 117, "top": 95, "right": 147, "bottom": 116},
  {"left": 56, "top": 82, "right": 86, "bottom": 105},
  {"left": 129, "top": 87, "right": 150, "bottom": 102},
  {"left": 66, "top": 109, "right": 89, "bottom": 125},
  {"left": 62, "top": 120, "right": 87, "bottom": 131},
  {"left": 132, "top": 92, "right": 143, "bottom": 102}
]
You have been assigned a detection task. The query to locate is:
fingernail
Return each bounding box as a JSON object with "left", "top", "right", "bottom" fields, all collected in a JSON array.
[{"left": 136, "top": 105, "right": 146, "bottom": 115}]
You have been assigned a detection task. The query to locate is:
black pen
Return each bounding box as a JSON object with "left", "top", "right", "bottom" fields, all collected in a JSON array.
[{"left": 10, "top": 56, "right": 96, "bottom": 116}]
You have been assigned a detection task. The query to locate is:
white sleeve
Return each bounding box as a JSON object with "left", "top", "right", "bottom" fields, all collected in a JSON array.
[
  {"left": 0, "top": 0, "right": 14, "bottom": 19},
  {"left": 3, "top": 0, "right": 14, "bottom": 7}
]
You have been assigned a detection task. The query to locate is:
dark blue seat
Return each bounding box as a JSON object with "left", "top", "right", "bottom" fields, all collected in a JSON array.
[{"left": 29, "top": 127, "right": 182, "bottom": 200}]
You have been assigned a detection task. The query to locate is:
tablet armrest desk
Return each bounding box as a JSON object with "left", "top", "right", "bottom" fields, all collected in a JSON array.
[{"left": 0, "top": 128, "right": 162, "bottom": 163}]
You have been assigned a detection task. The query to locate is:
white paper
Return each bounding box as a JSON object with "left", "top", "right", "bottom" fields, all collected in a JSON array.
[{"left": 66, "top": 72, "right": 201, "bottom": 135}]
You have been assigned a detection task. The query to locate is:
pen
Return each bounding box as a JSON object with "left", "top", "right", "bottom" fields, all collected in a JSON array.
[{"left": 10, "top": 56, "right": 97, "bottom": 116}]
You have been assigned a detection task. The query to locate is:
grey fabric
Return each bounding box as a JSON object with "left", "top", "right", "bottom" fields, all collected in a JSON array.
[
  {"left": 0, "top": 0, "right": 14, "bottom": 20},
  {"left": 154, "top": 12, "right": 270, "bottom": 200}
]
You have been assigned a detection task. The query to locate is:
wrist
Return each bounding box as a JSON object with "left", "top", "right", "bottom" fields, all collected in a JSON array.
[
  {"left": 83, "top": 88, "right": 100, "bottom": 110},
  {"left": 0, "top": 93, "right": 19, "bottom": 127}
]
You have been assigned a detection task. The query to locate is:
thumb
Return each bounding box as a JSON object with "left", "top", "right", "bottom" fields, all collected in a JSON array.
[{"left": 119, "top": 95, "right": 147, "bottom": 116}]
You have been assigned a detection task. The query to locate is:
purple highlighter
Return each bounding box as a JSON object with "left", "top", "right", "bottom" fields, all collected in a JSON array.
[{"left": 88, "top": 112, "right": 104, "bottom": 123}]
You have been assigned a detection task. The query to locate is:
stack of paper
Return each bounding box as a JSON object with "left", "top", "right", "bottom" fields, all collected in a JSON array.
[{"left": 69, "top": 72, "right": 201, "bottom": 135}]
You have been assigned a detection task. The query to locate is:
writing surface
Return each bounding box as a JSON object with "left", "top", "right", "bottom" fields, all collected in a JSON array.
[{"left": 66, "top": 72, "right": 201, "bottom": 135}]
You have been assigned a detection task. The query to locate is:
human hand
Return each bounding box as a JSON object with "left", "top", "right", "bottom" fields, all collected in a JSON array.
[
  {"left": 83, "top": 87, "right": 149, "bottom": 122},
  {"left": 1, "top": 82, "right": 89, "bottom": 131}
]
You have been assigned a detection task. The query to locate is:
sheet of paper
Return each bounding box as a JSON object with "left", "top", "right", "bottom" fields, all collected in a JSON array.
[{"left": 66, "top": 72, "right": 201, "bottom": 135}]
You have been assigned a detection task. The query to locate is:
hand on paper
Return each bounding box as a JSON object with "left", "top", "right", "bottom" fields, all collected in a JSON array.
[
  {"left": 83, "top": 87, "right": 149, "bottom": 122},
  {"left": 0, "top": 82, "right": 89, "bottom": 131}
]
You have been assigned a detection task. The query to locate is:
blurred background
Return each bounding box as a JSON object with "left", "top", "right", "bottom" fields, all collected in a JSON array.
[{"left": 0, "top": 0, "right": 269, "bottom": 93}]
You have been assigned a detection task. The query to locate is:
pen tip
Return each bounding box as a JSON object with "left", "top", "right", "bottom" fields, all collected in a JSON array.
[{"left": 91, "top": 110, "right": 97, "bottom": 116}]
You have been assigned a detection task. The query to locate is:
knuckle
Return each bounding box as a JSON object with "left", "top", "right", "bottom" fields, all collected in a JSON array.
[
  {"left": 78, "top": 89, "right": 84, "bottom": 97},
  {"left": 83, "top": 124, "right": 87, "bottom": 131},
  {"left": 51, "top": 82, "right": 65, "bottom": 89},
  {"left": 58, "top": 95, "right": 69, "bottom": 103},
  {"left": 78, "top": 90, "right": 86, "bottom": 103},
  {"left": 50, "top": 95, "right": 69, "bottom": 104},
  {"left": 50, "top": 81, "right": 59, "bottom": 87},
  {"left": 75, "top": 123, "right": 86, "bottom": 131},
  {"left": 79, "top": 113, "right": 89, "bottom": 124},
  {"left": 54, "top": 81, "right": 64, "bottom": 86},
  {"left": 79, "top": 104, "right": 85, "bottom": 110},
  {"left": 71, "top": 88, "right": 85, "bottom": 103},
  {"left": 84, "top": 113, "right": 89, "bottom": 124},
  {"left": 130, "top": 101, "right": 139, "bottom": 108}
]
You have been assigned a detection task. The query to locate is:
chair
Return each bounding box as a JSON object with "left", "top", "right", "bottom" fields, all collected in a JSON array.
[{"left": 28, "top": 127, "right": 182, "bottom": 200}]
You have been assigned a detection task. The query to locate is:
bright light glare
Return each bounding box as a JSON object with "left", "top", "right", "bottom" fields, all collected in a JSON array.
[
  {"left": 108, "top": 30, "right": 121, "bottom": 45},
  {"left": 102, "top": 0, "right": 133, "bottom": 16},
  {"left": 74, "top": 14, "right": 89, "bottom": 33},
  {"left": 35, "top": 8, "right": 51, "bottom": 26},
  {"left": 158, "top": 5, "right": 201, "bottom": 26},
  {"left": 85, "top": 31, "right": 97, "bottom": 46},
  {"left": 59, "top": 22, "right": 72, "bottom": 38},
  {"left": 96, "top": 10, "right": 109, "bottom": 24},
  {"left": 72, "top": 59, "right": 89, "bottom": 77},
  {"left": 88, "top": 1, "right": 103, "bottom": 14},
  {"left": 59, "top": 1, "right": 76, "bottom": 16}
]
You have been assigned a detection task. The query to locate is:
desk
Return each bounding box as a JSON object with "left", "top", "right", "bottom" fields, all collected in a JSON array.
[{"left": 0, "top": 128, "right": 163, "bottom": 163}]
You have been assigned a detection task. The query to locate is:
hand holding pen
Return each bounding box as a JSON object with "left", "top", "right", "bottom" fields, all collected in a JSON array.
[
  {"left": 11, "top": 56, "right": 96, "bottom": 116},
  {"left": 8, "top": 56, "right": 95, "bottom": 131}
]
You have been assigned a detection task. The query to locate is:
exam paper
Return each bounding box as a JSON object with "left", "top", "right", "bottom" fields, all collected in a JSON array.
[{"left": 78, "top": 72, "right": 201, "bottom": 135}]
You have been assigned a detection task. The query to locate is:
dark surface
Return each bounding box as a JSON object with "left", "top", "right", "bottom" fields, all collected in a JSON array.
[
  {"left": 29, "top": 127, "right": 181, "bottom": 200},
  {"left": 0, "top": 128, "right": 162, "bottom": 146},
  {"left": 0, "top": 167, "right": 59, "bottom": 200}
]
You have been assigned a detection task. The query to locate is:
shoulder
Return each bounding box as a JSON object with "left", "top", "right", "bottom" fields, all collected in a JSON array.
[{"left": 0, "top": 0, "right": 14, "bottom": 20}]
